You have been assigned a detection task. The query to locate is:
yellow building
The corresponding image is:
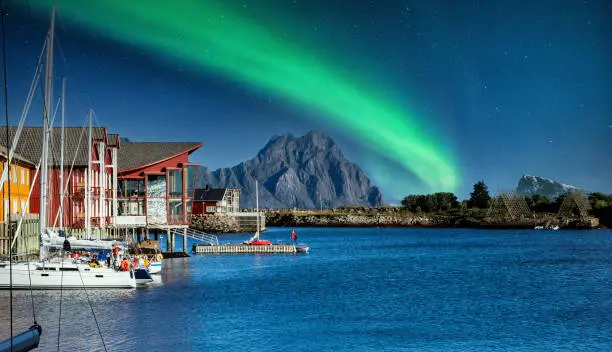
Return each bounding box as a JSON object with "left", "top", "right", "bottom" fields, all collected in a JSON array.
[{"left": 0, "top": 147, "right": 35, "bottom": 223}]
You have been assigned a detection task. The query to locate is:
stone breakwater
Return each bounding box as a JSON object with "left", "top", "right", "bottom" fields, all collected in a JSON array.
[
  {"left": 265, "top": 210, "right": 600, "bottom": 230},
  {"left": 191, "top": 214, "right": 240, "bottom": 233}
]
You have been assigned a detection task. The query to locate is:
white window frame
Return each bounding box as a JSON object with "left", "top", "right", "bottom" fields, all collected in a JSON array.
[{"left": 20, "top": 168, "right": 25, "bottom": 185}]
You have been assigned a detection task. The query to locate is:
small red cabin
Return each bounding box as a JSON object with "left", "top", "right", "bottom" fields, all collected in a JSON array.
[{"left": 192, "top": 186, "right": 240, "bottom": 215}]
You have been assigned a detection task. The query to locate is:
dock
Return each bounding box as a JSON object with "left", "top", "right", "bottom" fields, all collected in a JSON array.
[{"left": 193, "top": 243, "right": 297, "bottom": 254}]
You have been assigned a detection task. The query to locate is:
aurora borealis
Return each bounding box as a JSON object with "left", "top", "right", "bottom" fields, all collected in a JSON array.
[
  {"left": 22, "top": 0, "right": 458, "bottom": 194},
  {"left": 7, "top": 0, "right": 612, "bottom": 198}
]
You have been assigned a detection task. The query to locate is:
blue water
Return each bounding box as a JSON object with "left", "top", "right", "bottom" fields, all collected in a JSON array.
[{"left": 2, "top": 227, "right": 612, "bottom": 351}]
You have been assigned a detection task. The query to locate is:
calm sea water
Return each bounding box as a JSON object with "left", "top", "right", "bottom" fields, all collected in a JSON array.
[{"left": 2, "top": 227, "right": 612, "bottom": 351}]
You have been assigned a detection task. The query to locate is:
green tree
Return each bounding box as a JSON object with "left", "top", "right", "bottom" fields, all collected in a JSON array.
[
  {"left": 588, "top": 192, "right": 612, "bottom": 209},
  {"left": 401, "top": 192, "right": 459, "bottom": 213},
  {"left": 468, "top": 180, "right": 491, "bottom": 209}
]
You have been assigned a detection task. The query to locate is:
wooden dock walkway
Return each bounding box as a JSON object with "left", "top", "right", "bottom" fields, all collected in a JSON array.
[{"left": 193, "top": 244, "right": 297, "bottom": 254}]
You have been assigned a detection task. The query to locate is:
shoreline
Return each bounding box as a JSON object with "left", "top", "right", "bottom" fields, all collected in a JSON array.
[
  {"left": 189, "top": 207, "right": 609, "bottom": 234},
  {"left": 264, "top": 210, "right": 602, "bottom": 231}
]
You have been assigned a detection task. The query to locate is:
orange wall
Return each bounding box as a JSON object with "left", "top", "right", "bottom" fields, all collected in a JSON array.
[{"left": 0, "top": 162, "right": 33, "bottom": 222}]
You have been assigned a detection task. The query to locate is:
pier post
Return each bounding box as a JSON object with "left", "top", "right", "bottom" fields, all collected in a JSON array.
[
  {"left": 183, "top": 227, "right": 187, "bottom": 253},
  {"left": 166, "top": 229, "right": 171, "bottom": 253}
]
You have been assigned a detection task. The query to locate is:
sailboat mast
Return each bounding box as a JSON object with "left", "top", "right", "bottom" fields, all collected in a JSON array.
[
  {"left": 255, "top": 180, "right": 259, "bottom": 240},
  {"left": 85, "top": 109, "right": 92, "bottom": 238},
  {"left": 59, "top": 77, "right": 65, "bottom": 231},
  {"left": 40, "top": 6, "right": 55, "bottom": 236}
]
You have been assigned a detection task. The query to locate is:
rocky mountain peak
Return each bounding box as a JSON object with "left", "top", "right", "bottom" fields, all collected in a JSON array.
[{"left": 198, "top": 131, "right": 384, "bottom": 209}]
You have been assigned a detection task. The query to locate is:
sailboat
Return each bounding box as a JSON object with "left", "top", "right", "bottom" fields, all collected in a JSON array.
[
  {"left": 0, "top": 7, "right": 136, "bottom": 289},
  {"left": 244, "top": 180, "right": 270, "bottom": 245},
  {"left": 243, "top": 180, "right": 309, "bottom": 253}
]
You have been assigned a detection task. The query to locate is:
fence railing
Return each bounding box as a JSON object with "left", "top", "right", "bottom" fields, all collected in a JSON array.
[{"left": 0, "top": 213, "right": 40, "bottom": 259}]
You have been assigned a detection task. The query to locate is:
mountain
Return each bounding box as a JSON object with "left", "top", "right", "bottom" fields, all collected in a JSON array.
[
  {"left": 516, "top": 174, "right": 581, "bottom": 199},
  {"left": 197, "top": 131, "right": 384, "bottom": 209}
]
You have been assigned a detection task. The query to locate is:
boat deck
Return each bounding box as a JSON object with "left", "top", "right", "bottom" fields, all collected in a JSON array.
[{"left": 193, "top": 244, "right": 297, "bottom": 254}]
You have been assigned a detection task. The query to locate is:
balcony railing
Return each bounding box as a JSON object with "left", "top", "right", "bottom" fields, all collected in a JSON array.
[{"left": 168, "top": 214, "right": 186, "bottom": 225}]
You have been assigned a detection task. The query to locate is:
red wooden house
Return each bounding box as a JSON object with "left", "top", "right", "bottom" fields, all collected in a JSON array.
[
  {"left": 192, "top": 186, "right": 240, "bottom": 215},
  {"left": 2, "top": 126, "right": 118, "bottom": 234}
]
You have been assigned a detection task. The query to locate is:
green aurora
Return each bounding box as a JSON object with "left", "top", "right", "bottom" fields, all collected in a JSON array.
[{"left": 26, "top": 0, "right": 459, "bottom": 194}]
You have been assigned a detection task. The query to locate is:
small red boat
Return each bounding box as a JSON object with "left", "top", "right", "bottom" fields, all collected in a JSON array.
[{"left": 249, "top": 239, "right": 271, "bottom": 245}]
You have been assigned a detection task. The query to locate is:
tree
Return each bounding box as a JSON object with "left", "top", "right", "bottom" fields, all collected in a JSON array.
[
  {"left": 401, "top": 192, "right": 459, "bottom": 213},
  {"left": 588, "top": 192, "right": 612, "bottom": 209},
  {"left": 468, "top": 180, "right": 491, "bottom": 209}
]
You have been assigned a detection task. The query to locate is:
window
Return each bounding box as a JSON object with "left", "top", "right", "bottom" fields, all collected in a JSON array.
[
  {"left": 185, "top": 165, "right": 197, "bottom": 198},
  {"left": 118, "top": 179, "right": 145, "bottom": 197},
  {"left": 20, "top": 200, "right": 26, "bottom": 213},
  {"left": 206, "top": 206, "right": 216, "bottom": 213},
  {"left": 168, "top": 169, "right": 183, "bottom": 198},
  {"left": 13, "top": 200, "right": 17, "bottom": 214},
  {"left": 12, "top": 165, "right": 16, "bottom": 183},
  {"left": 118, "top": 199, "right": 145, "bottom": 216},
  {"left": 169, "top": 199, "right": 183, "bottom": 224},
  {"left": 20, "top": 168, "right": 25, "bottom": 185}
]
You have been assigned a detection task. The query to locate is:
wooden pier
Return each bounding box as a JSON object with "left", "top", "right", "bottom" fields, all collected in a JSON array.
[{"left": 193, "top": 244, "right": 297, "bottom": 254}]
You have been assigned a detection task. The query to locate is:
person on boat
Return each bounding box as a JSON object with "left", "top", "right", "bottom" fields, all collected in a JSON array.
[
  {"left": 133, "top": 256, "right": 139, "bottom": 269},
  {"left": 138, "top": 255, "right": 145, "bottom": 268},
  {"left": 63, "top": 238, "right": 71, "bottom": 253},
  {"left": 156, "top": 253, "right": 163, "bottom": 262},
  {"left": 89, "top": 256, "right": 101, "bottom": 268},
  {"left": 119, "top": 258, "right": 130, "bottom": 272},
  {"left": 144, "top": 256, "right": 150, "bottom": 268}
]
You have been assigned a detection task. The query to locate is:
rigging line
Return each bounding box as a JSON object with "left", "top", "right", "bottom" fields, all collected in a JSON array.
[
  {"left": 57, "top": 255, "right": 64, "bottom": 352},
  {"left": 52, "top": 118, "right": 88, "bottom": 228},
  {"left": 53, "top": 34, "right": 96, "bottom": 113},
  {"left": 0, "top": 0, "right": 15, "bottom": 349},
  {"left": 77, "top": 266, "right": 109, "bottom": 352},
  {"left": 0, "top": 37, "right": 46, "bottom": 190}
]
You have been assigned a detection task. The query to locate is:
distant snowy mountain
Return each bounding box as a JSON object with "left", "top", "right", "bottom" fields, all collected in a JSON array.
[{"left": 516, "top": 175, "right": 581, "bottom": 199}]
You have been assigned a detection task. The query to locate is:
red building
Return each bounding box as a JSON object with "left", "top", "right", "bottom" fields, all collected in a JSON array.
[
  {"left": 116, "top": 142, "right": 202, "bottom": 227},
  {"left": 192, "top": 186, "right": 240, "bottom": 215},
  {"left": 2, "top": 126, "right": 118, "bottom": 235},
  {"left": 2, "top": 127, "right": 203, "bottom": 240}
]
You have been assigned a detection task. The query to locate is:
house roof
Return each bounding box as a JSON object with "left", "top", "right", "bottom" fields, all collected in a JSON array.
[
  {"left": 107, "top": 134, "right": 120, "bottom": 147},
  {"left": 0, "top": 126, "right": 108, "bottom": 167},
  {"left": 117, "top": 142, "right": 202, "bottom": 171},
  {"left": 194, "top": 188, "right": 227, "bottom": 202},
  {"left": 0, "top": 145, "right": 35, "bottom": 166}
]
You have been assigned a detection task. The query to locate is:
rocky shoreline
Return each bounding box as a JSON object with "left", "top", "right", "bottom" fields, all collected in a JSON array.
[
  {"left": 264, "top": 208, "right": 600, "bottom": 230},
  {"left": 188, "top": 207, "right": 602, "bottom": 234}
]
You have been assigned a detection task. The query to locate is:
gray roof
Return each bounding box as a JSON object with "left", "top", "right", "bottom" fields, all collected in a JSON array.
[
  {"left": 107, "top": 134, "right": 119, "bottom": 147},
  {"left": 117, "top": 142, "right": 202, "bottom": 171},
  {"left": 0, "top": 126, "right": 107, "bottom": 167},
  {"left": 0, "top": 145, "right": 35, "bottom": 165},
  {"left": 194, "top": 188, "right": 227, "bottom": 202}
]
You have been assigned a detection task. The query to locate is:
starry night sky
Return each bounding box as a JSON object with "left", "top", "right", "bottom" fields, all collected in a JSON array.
[{"left": 3, "top": 0, "right": 612, "bottom": 203}]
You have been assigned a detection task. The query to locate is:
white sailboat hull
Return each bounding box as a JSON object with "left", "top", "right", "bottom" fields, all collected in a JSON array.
[
  {"left": 148, "top": 262, "right": 162, "bottom": 274},
  {"left": 0, "top": 261, "right": 136, "bottom": 289}
]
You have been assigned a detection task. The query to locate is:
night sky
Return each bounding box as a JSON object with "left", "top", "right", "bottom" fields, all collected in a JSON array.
[{"left": 3, "top": 0, "right": 612, "bottom": 203}]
